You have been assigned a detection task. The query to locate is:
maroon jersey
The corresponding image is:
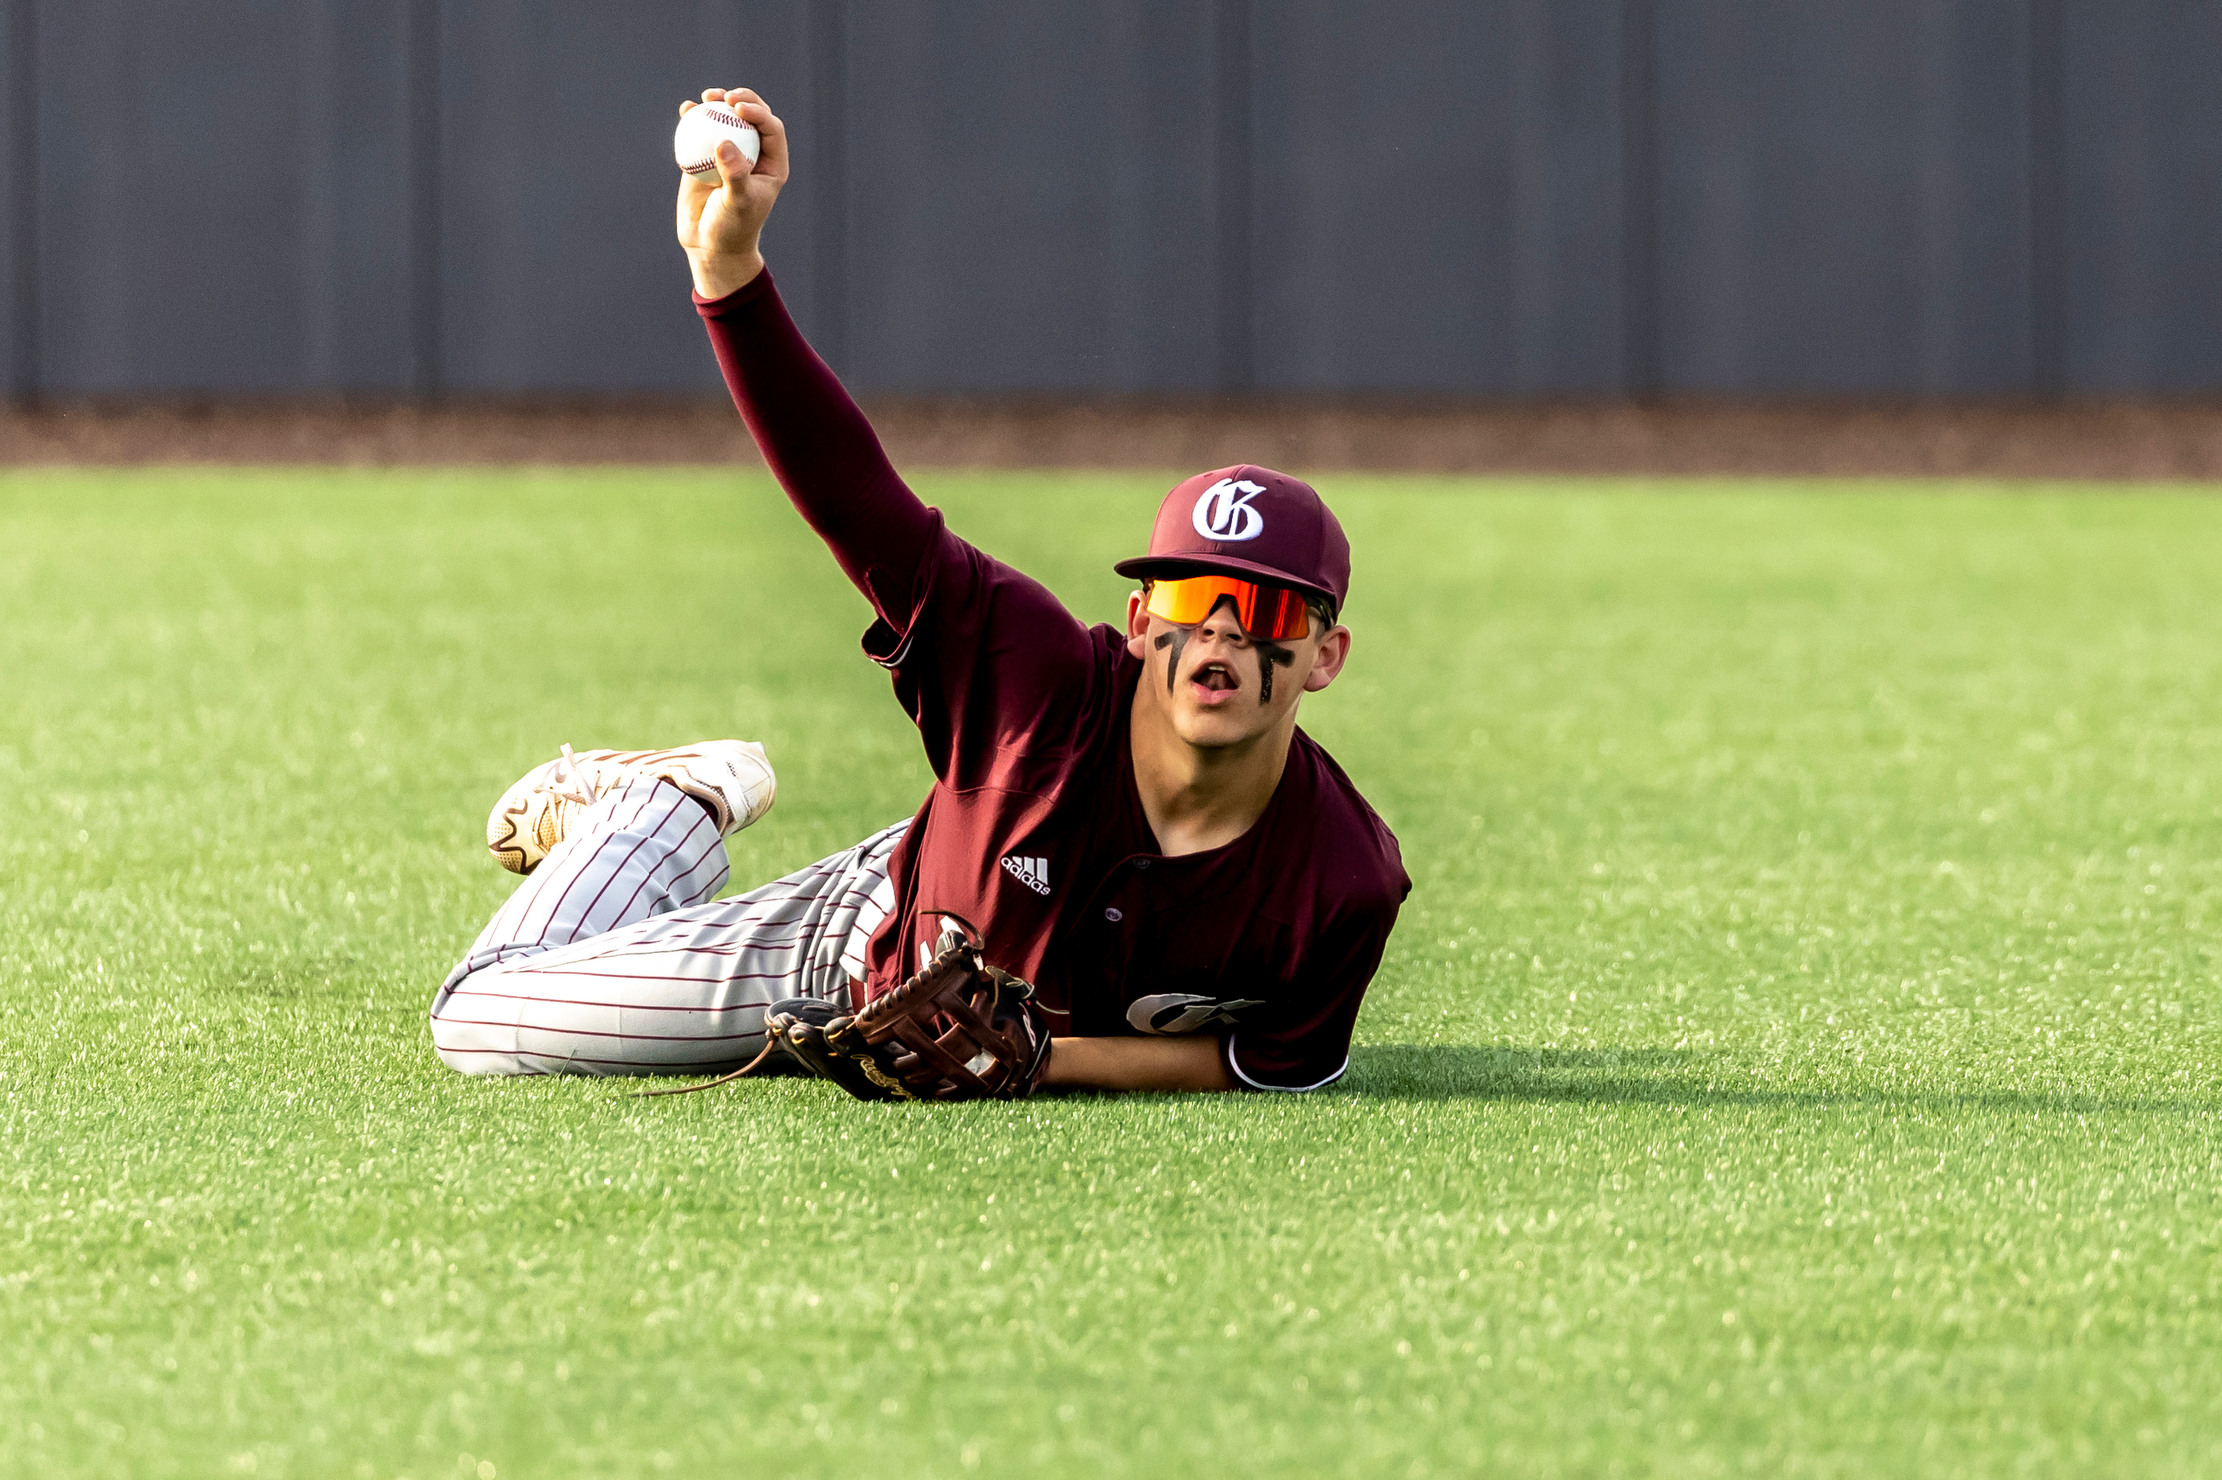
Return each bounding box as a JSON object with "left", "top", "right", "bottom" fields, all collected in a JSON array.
[{"left": 700, "top": 272, "right": 1409, "bottom": 1090}]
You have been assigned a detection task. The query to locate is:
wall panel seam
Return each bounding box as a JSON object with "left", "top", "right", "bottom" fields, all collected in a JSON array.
[
  {"left": 810, "top": 0, "right": 847, "bottom": 370},
  {"left": 1620, "top": 0, "right": 1657, "bottom": 399},
  {"left": 408, "top": 0, "right": 442, "bottom": 397},
  {"left": 1213, "top": 0, "right": 1252, "bottom": 394},
  {"left": 2028, "top": 0, "right": 2065, "bottom": 397},
  {"left": 7, "top": 0, "right": 35, "bottom": 402}
]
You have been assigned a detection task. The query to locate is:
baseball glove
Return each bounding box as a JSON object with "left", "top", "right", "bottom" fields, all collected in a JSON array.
[
  {"left": 631, "top": 916, "right": 1050, "bottom": 1103},
  {"left": 765, "top": 923, "right": 1050, "bottom": 1101}
]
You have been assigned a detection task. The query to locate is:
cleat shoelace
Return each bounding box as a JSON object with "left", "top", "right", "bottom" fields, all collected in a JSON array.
[{"left": 549, "top": 743, "right": 598, "bottom": 809}]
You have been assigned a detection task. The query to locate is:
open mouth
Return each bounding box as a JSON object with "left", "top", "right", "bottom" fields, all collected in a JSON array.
[{"left": 1189, "top": 659, "right": 1241, "bottom": 702}]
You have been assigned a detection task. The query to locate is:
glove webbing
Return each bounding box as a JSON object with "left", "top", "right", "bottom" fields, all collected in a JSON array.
[{"left": 833, "top": 934, "right": 1036, "bottom": 1100}]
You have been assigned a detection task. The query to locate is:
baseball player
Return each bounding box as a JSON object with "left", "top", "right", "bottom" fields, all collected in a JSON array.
[{"left": 428, "top": 87, "right": 1408, "bottom": 1095}]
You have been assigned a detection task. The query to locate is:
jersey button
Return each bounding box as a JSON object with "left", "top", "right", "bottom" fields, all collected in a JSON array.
[
  {"left": 1103, "top": 906, "right": 1124, "bottom": 922},
  {"left": 1133, "top": 858, "right": 1152, "bottom": 870}
]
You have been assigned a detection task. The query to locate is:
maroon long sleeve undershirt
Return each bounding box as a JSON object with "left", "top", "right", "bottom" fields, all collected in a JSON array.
[{"left": 695, "top": 269, "right": 937, "bottom": 628}]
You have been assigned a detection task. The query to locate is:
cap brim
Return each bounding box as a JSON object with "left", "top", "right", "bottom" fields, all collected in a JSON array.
[{"left": 1111, "top": 552, "right": 1339, "bottom": 606}]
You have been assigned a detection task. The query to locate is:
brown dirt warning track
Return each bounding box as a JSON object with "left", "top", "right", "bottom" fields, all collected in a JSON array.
[{"left": 3, "top": 398, "right": 2221, "bottom": 480}]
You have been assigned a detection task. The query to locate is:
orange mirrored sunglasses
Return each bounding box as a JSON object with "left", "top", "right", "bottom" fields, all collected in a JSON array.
[{"left": 1142, "top": 573, "right": 1316, "bottom": 641}]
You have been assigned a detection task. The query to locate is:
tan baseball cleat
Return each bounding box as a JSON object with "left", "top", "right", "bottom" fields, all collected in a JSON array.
[{"left": 485, "top": 740, "right": 778, "bottom": 875}]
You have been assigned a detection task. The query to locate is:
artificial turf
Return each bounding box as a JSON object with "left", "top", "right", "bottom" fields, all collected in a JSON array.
[{"left": 2, "top": 467, "right": 2219, "bottom": 1479}]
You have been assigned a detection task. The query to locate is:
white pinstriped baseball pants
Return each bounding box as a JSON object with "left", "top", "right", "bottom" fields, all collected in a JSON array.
[{"left": 429, "top": 775, "right": 905, "bottom": 1076}]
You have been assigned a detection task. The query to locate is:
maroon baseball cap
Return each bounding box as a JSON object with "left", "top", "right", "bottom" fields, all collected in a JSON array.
[{"left": 1113, "top": 464, "right": 1351, "bottom": 610}]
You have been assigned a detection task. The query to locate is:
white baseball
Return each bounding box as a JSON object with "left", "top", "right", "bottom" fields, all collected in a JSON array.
[{"left": 675, "top": 104, "right": 761, "bottom": 183}]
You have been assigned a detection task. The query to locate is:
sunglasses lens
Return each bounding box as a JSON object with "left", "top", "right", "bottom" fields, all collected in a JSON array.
[
  {"left": 1145, "top": 576, "right": 1312, "bottom": 640},
  {"left": 1142, "top": 578, "right": 1220, "bottom": 625},
  {"left": 1248, "top": 585, "right": 1312, "bottom": 640}
]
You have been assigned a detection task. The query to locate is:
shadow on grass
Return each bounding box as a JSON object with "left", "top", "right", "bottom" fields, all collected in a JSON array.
[{"left": 1345, "top": 1043, "right": 2217, "bottom": 1117}]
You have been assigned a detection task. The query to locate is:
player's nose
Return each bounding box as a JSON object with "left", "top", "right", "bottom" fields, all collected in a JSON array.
[
  {"left": 1191, "top": 613, "right": 1252, "bottom": 648},
  {"left": 1191, "top": 596, "right": 1253, "bottom": 643}
]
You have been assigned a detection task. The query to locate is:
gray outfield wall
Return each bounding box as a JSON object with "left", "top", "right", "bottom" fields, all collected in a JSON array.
[{"left": 1, "top": 0, "right": 2216, "bottom": 401}]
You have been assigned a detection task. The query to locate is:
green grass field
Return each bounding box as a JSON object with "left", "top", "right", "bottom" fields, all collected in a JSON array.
[{"left": 3, "top": 467, "right": 2220, "bottom": 1479}]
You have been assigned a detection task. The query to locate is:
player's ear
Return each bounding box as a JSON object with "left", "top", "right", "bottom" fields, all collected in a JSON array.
[
  {"left": 1302, "top": 624, "right": 1350, "bottom": 693},
  {"left": 1125, "top": 591, "right": 1151, "bottom": 659}
]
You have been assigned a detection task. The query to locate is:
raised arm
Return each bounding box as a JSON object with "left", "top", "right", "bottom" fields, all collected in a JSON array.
[
  {"left": 676, "top": 87, "right": 935, "bottom": 623},
  {"left": 676, "top": 87, "right": 1106, "bottom": 790}
]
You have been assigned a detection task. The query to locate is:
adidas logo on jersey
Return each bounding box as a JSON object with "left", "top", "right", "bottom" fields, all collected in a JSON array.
[{"left": 1000, "top": 854, "right": 1051, "bottom": 896}]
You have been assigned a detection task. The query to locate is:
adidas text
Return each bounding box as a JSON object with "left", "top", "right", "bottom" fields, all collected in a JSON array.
[{"left": 1001, "top": 855, "right": 1051, "bottom": 896}]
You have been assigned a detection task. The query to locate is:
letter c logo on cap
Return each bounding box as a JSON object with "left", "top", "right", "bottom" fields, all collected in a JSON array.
[{"left": 1191, "top": 478, "right": 1267, "bottom": 542}]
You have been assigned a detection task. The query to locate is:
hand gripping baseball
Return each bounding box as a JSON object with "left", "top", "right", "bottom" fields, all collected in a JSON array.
[{"left": 675, "top": 87, "right": 790, "bottom": 299}]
